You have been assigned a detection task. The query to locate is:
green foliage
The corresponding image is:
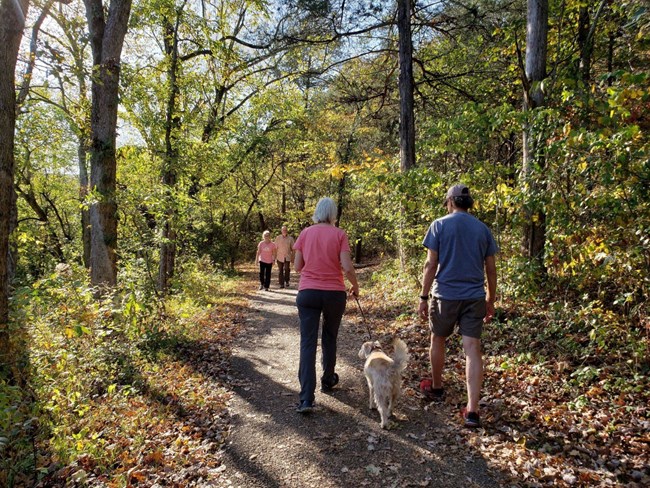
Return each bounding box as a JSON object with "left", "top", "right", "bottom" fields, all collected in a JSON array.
[
  {"left": 171, "top": 255, "right": 239, "bottom": 307},
  {"left": 6, "top": 0, "right": 649, "bottom": 482},
  {"left": 4, "top": 258, "right": 239, "bottom": 482},
  {"left": 13, "top": 103, "right": 82, "bottom": 281},
  {"left": 0, "top": 381, "right": 37, "bottom": 487}
]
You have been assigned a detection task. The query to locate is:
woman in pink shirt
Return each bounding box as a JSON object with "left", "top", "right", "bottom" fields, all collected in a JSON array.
[
  {"left": 256, "top": 230, "right": 277, "bottom": 291},
  {"left": 293, "top": 197, "right": 360, "bottom": 413}
]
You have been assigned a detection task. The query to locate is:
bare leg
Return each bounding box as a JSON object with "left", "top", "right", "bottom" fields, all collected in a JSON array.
[
  {"left": 429, "top": 334, "right": 446, "bottom": 388},
  {"left": 462, "top": 335, "right": 483, "bottom": 413}
]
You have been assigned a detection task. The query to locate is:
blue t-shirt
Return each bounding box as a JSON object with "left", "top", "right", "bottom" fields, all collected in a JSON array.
[{"left": 422, "top": 212, "right": 498, "bottom": 300}]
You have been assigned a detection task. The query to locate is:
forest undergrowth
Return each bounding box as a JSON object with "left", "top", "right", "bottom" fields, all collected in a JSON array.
[
  {"left": 1, "top": 260, "right": 648, "bottom": 487},
  {"left": 2, "top": 261, "right": 246, "bottom": 487},
  {"left": 361, "top": 262, "right": 649, "bottom": 487}
]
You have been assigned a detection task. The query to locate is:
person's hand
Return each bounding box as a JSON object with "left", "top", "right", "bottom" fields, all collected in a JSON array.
[
  {"left": 348, "top": 284, "right": 359, "bottom": 297},
  {"left": 484, "top": 299, "right": 495, "bottom": 324},
  {"left": 418, "top": 299, "right": 429, "bottom": 320}
]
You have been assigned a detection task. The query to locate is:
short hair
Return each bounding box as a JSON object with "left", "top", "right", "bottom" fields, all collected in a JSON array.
[
  {"left": 451, "top": 195, "right": 474, "bottom": 210},
  {"left": 312, "top": 197, "right": 338, "bottom": 224},
  {"left": 262, "top": 230, "right": 271, "bottom": 238}
]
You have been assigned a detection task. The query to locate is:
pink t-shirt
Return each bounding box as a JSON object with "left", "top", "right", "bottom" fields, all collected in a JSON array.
[
  {"left": 293, "top": 224, "right": 351, "bottom": 291},
  {"left": 257, "top": 240, "right": 277, "bottom": 264}
]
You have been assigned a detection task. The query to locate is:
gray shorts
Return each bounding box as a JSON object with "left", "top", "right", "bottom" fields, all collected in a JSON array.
[{"left": 429, "top": 297, "right": 486, "bottom": 339}]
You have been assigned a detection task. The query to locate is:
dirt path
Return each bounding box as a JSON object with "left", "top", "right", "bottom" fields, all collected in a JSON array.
[{"left": 215, "top": 274, "right": 504, "bottom": 487}]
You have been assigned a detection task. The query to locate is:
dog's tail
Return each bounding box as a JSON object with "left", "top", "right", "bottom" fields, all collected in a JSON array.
[{"left": 391, "top": 338, "right": 409, "bottom": 373}]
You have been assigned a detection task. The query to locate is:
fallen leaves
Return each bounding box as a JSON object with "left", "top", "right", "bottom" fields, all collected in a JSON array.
[
  {"left": 36, "top": 298, "right": 247, "bottom": 487},
  {"left": 345, "top": 270, "right": 650, "bottom": 487}
]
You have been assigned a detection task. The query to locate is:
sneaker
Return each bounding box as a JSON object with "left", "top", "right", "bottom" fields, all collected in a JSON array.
[
  {"left": 296, "top": 401, "right": 314, "bottom": 414},
  {"left": 264, "top": 287, "right": 269, "bottom": 291},
  {"left": 419, "top": 379, "right": 444, "bottom": 402},
  {"left": 258, "top": 285, "right": 264, "bottom": 290},
  {"left": 461, "top": 408, "right": 480, "bottom": 428},
  {"left": 321, "top": 373, "right": 339, "bottom": 392},
  {"left": 280, "top": 284, "right": 285, "bottom": 289}
]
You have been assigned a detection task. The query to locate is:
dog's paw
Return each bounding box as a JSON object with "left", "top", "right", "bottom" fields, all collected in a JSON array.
[{"left": 380, "top": 419, "right": 399, "bottom": 430}]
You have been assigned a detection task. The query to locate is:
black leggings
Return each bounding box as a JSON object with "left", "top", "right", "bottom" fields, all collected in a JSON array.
[{"left": 259, "top": 262, "right": 272, "bottom": 288}]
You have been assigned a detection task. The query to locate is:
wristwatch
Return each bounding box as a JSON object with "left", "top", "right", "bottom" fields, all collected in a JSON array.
[{"left": 420, "top": 295, "right": 429, "bottom": 301}]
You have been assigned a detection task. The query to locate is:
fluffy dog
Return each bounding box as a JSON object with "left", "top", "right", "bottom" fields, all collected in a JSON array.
[{"left": 358, "top": 338, "right": 409, "bottom": 429}]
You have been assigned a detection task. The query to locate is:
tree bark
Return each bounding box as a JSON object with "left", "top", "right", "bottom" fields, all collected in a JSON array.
[
  {"left": 578, "top": 5, "right": 591, "bottom": 85},
  {"left": 83, "top": 0, "right": 132, "bottom": 290},
  {"left": 0, "top": 0, "right": 29, "bottom": 379},
  {"left": 79, "top": 142, "right": 91, "bottom": 268},
  {"left": 521, "top": 0, "right": 549, "bottom": 269},
  {"left": 398, "top": 0, "right": 415, "bottom": 172},
  {"left": 158, "top": 11, "right": 183, "bottom": 295}
]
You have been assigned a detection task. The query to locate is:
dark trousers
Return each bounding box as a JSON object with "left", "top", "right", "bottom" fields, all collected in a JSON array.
[
  {"left": 259, "top": 262, "right": 272, "bottom": 288},
  {"left": 296, "top": 289, "right": 347, "bottom": 404},
  {"left": 277, "top": 260, "right": 291, "bottom": 285}
]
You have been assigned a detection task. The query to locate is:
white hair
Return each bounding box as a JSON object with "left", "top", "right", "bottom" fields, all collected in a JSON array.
[
  {"left": 312, "top": 197, "right": 338, "bottom": 224},
  {"left": 262, "top": 230, "right": 271, "bottom": 237}
]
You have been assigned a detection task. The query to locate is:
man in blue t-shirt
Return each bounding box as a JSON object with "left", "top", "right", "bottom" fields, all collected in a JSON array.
[{"left": 418, "top": 184, "right": 498, "bottom": 428}]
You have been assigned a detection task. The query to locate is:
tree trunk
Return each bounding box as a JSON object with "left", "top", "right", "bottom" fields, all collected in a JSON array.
[
  {"left": 78, "top": 142, "right": 91, "bottom": 268},
  {"left": 398, "top": 0, "right": 415, "bottom": 172},
  {"left": 521, "top": 0, "right": 549, "bottom": 269},
  {"left": 281, "top": 161, "right": 286, "bottom": 215},
  {"left": 158, "top": 13, "right": 182, "bottom": 295},
  {"left": 258, "top": 211, "right": 266, "bottom": 231},
  {"left": 83, "top": 0, "right": 132, "bottom": 290},
  {"left": 355, "top": 237, "right": 362, "bottom": 264},
  {"left": 578, "top": 5, "right": 591, "bottom": 85},
  {"left": 0, "top": 0, "right": 29, "bottom": 380},
  {"left": 336, "top": 173, "right": 346, "bottom": 228},
  {"left": 336, "top": 131, "right": 354, "bottom": 226}
]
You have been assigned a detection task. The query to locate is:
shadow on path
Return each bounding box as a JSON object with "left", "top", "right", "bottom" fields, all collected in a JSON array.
[{"left": 216, "top": 277, "right": 505, "bottom": 487}]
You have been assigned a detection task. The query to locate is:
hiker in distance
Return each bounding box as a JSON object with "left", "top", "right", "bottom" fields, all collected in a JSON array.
[
  {"left": 293, "top": 197, "right": 360, "bottom": 414},
  {"left": 418, "top": 184, "right": 498, "bottom": 428},
  {"left": 275, "top": 225, "right": 295, "bottom": 289},
  {"left": 255, "top": 230, "right": 277, "bottom": 291}
]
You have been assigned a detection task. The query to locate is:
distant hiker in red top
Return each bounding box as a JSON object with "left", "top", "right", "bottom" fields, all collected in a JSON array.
[{"left": 256, "top": 230, "right": 277, "bottom": 291}]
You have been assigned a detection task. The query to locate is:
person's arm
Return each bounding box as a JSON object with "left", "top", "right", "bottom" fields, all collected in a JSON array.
[
  {"left": 272, "top": 244, "right": 277, "bottom": 262},
  {"left": 418, "top": 249, "right": 438, "bottom": 319},
  {"left": 340, "top": 250, "right": 359, "bottom": 296},
  {"left": 255, "top": 243, "right": 261, "bottom": 263},
  {"left": 294, "top": 250, "right": 304, "bottom": 272},
  {"left": 484, "top": 254, "right": 497, "bottom": 323}
]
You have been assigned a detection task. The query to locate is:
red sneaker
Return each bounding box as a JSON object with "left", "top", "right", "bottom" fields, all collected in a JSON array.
[
  {"left": 419, "top": 379, "right": 444, "bottom": 401},
  {"left": 461, "top": 408, "right": 481, "bottom": 428}
]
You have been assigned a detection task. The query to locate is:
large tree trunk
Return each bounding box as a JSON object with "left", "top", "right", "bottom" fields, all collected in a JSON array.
[
  {"left": 396, "top": 0, "right": 416, "bottom": 271},
  {"left": 398, "top": 0, "right": 415, "bottom": 172},
  {"left": 0, "top": 0, "right": 29, "bottom": 380},
  {"left": 521, "top": 0, "right": 549, "bottom": 269},
  {"left": 83, "top": 0, "right": 132, "bottom": 289}
]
